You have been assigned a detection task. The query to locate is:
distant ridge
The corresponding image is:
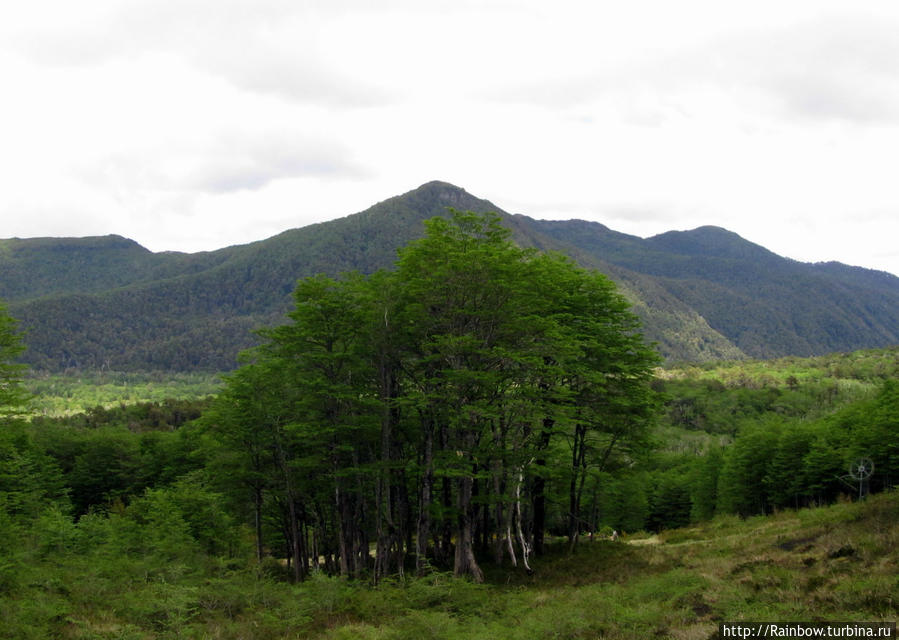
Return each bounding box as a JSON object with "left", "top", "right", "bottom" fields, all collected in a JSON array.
[{"left": 3, "top": 181, "right": 898, "bottom": 371}]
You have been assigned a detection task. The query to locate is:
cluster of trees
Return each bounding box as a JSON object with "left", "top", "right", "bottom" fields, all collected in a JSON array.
[
  {"left": 712, "top": 380, "right": 898, "bottom": 515},
  {"left": 0, "top": 304, "right": 233, "bottom": 590},
  {"left": 204, "top": 211, "right": 659, "bottom": 582},
  {"left": 632, "top": 367, "right": 899, "bottom": 529},
  {"left": 3, "top": 404, "right": 207, "bottom": 518}
]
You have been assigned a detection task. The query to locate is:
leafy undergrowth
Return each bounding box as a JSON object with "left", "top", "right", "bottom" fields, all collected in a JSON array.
[{"left": 3, "top": 491, "right": 896, "bottom": 639}]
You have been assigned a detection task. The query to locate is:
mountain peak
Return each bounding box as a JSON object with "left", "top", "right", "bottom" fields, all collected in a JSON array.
[
  {"left": 647, "top": 226, "right": 778, "bottom": 262},
  {"left": 401, "top": 180, "right": 486, "bottom": 210},
  {"left": 0, "top": 234, "right": 155, "bottom": 304},
  {"left": 2, "top": 234, "right": 148, "bottom": 253},
  {"left": 415, "top": 179, "right": 466, "bottom": 192},
  {"left": 362, "top": 181, "right": 503, "bottom": 221}
]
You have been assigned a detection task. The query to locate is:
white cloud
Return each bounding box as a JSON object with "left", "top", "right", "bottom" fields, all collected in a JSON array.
[
  {"left": 79, "top": 129, "right": 368, "bottom": 195},
  {"left": 0, "top": 0, "right": 898, "bottom": 276}
]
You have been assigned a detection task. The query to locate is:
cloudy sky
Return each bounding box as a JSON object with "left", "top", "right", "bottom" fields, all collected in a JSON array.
[{"left": 2, "top": 0, "right": 899, "bottom": 276}]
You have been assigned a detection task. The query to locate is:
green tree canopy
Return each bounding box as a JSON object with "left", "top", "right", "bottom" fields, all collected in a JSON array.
[{"left": 206, "top": 210, "right": 660, "bottom": 581}]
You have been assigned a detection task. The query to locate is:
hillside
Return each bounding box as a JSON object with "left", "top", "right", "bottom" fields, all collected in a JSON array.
[
  {"left": 3, "top": 181, "right": 899, "bottom": 371},
  {"left": 530, "top": 219, "right": 899, "bottom": 358},
  {"left": 3, "top": 464, "right": 896, "bottom": 638}
]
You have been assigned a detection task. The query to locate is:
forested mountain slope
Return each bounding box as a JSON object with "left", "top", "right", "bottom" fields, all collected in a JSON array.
[
  {"left": 531, "top": 220, "right": 899, "bottom": 358},
  {"left": 3, "top": 181, "right": 898, "bottom": 371}
]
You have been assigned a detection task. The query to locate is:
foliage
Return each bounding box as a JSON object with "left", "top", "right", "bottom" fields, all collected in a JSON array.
[
  {"left": 649, "top": 347, "right": 899, "bottom": 523},
  {"left": 203, "top": 210, "right": 660, "bottom": 582},
  {"left": 1, "top": 270, "right": 898, "bottom": 636},
  {"left": 537, "top": 221, "right": 899, "bottom": 359},
  {"left": 0, "top": 479, "right": 895, "bottom": 638},
  {"left": 7, "top": 182, "right": 899, "bottom": 372},
  {"left": 3, "top": 199, "right": 899, "bottom": 636}
]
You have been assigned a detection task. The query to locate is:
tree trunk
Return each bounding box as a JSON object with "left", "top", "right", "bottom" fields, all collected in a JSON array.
[
  {"left": 375, "top": 358, "right": 399, "bottom": 582},
  {"left": 493, "top": 471, "right": 506, "bottom": 565},
  {"left": 453, "top": 472, "right": 484, "bottom": 582},
  {"left": 254, "top": 485, "right": 264, "bottom": 562},
  {"left": 439, "top": 420, "right": 453, "bottom": 567},
  {"left": 274, "top": 435, "right": 305, "bottom": 582},
  {"left": 531, "top": 417, "right": 554, "bottom": 555},
  {"left": 440, "top": 475, "right": 453, "bottom": 566},
  {"left": 416, "top": 413, "right": 434, "bottom": 575},
  {"left": 491, "top": 416, "right": 508, "bottom": 565},
  {"left": 514, "top": 467, "right": 532, "bottom": 572},
  {"left": 568, "top": 423, "right": 586, "bottom": 552},
  {"left": 286, "top": 496, "right": 304, "bottom": 582},
  {"left": 335, "top": 480, "right": 350, "bottom": 577},
  {"left": 397, "top": 470, "right": 411, "bottom": 576}
]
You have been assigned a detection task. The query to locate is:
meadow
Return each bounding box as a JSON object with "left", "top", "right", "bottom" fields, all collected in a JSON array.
[{"left": 3, "top": 489, "right": 895, "bottom": 639}]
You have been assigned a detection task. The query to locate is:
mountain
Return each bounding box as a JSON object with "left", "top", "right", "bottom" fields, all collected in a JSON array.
[
  {"left": 527, "top": 219, "right": 899, "bottom": 358},
  {"left": 3, "top": 181, "right": 898, "bottom": 371}
]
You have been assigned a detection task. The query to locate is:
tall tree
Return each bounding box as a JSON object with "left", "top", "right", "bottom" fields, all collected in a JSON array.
[
  {"left": 515, "top": 252, "right": 659, "bottom": 551},
  {"left": 202, "top": 363, "right": 279, "bottom": 564},
  {"left": 209, "top": 210, "right": 660, "bottom": 581},
  {"left": 260, "top": 274, "right": 381, "bottom": 579},
  {"left": 395, "top": 211, "right": 533, "bottom": 580},
  {"left": 717, "top": 426, "right": 778, "bottom": 516}
]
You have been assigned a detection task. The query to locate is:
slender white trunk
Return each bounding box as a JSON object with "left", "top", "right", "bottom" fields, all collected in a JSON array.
[
  {"left": 506, "top": 508, "right": 518, "bottom": 567},
  {"left": 514, "top": 467, "right": 532, "bottom": 573}
]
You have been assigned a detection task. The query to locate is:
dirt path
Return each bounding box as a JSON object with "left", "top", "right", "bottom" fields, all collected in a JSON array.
[{"left": 626, "top": 535, "right": 661, "bottom": 545}]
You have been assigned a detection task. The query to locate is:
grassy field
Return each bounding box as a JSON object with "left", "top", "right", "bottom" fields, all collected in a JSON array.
[
  {"left": 332, "top": 492, "right": 898, "bottom": 640},
  {"left": 659, "top": 347, "right": 899, "bottom": 389},
  {"left": 23, "top": 370, "right": 223, "bottom": 417},
  {"left": 5, "top": 490, "right": 895, "bottom": 639}
]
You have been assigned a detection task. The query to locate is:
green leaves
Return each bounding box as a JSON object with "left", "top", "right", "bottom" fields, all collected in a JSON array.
[{"left": 212, "top": 210, "right": 660, "bottom": 579}]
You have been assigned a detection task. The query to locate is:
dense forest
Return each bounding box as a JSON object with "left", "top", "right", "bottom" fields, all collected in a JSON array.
[
  {"left": 0, "top": 211, "right": 897, "bottom": 637},
  {"left": 5, "top": 182, "right": 899, "bottom": 372}
]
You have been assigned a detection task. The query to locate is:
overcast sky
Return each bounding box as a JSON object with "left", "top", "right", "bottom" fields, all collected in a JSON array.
[{"left": 2, "top": 0, "right": 898, "bottom": 276}]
